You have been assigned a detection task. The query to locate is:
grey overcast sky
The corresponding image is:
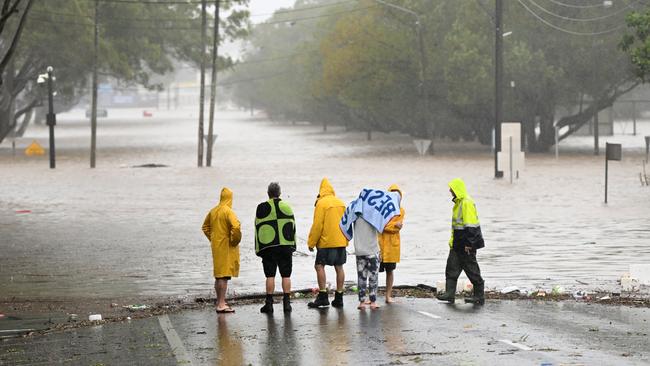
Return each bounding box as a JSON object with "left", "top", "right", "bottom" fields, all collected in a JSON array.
[{"left": 249, "top": 0, "right": 296, "bottom": 19}]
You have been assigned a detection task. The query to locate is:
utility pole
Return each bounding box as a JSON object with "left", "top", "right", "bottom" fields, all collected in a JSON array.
[
  {"left": 206, "top": 0, "right": 220, "bottom": 167},
  {"left": 494, "top": 0, "right": 504, "bottom": 178},
  {"left": 46, "top": 67, "right": 56, "bottom": 169},
  {"left": 197, "top": 0, "right": 207, "bottom": 167},
  {"left": 416, "top": 20, "right": 433, "bottom": 154},
  {"left": 90, "top": 0, "right": 99, "bottom": 168}
]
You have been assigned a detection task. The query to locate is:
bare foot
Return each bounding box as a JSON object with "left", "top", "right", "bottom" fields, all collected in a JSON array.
[
  {"left": 386, "top": 297, "right": 399, "bottom": 304},
  {"left": 370, "top": 302, "right": 381, "bottom": 310},
  {"left": 364, "top": 300, "right": 371, "bottom": 305},
  {"left": 357, "top": 302, "right": 367, "bottom": 310}
]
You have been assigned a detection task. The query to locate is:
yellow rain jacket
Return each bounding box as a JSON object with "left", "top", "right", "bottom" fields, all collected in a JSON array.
[
  {"left": 307, "top": 178, "right": 348, "bottom": 249},
  {"left": 448, "top": 178, "right": 484, "bottom": 251},
  {"left": 202, "top": 187, "right": 242, "bottom": 278},
  {"left": 379, "top": 184, "right": 405, "bottom": 263}
]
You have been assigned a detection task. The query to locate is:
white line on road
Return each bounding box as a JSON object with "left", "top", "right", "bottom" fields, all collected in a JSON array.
[
  {"left": 499, "top": 339, "right": 532, "bottom": 351},
  {"left": 158, "top": 314, "right": 194, "bottom": 366},
  {"left": 417, "top": 311, "right": 441, "bottom": 319}
]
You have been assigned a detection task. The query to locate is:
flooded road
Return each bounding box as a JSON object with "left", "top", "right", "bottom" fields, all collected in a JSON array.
[{"left": 1, "top": 108, "right": 649, "bottom": 301}]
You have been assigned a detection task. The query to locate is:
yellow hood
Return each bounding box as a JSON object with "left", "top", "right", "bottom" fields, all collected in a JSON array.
[
  {"left": 219, "top": 187, "right": 233, "bottom": 208},
  {"left": 318, "top": 178, "right": 335, "bottom": 198},
  {"left": 448, "top": 178, "right": 468, "bottom": 200},
  {"left": 388, "top": 184, "right": 403, "bottom": 201}
]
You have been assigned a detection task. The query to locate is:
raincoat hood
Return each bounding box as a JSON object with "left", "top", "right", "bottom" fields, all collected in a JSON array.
[
  {"left": 448, "top": 178, "right": 468, "bottom": 200},
  {"left": 318, "top": 178, "right": 335, "bottom": 198},
  {"left": 219, "top": 187, "right": 233, "bottom": 208},
  {"left": 388, "top": 184, "right": 403, "bottom": 201}
]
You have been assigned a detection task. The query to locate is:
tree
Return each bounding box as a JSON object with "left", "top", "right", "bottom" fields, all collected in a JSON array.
[{"left": 0, "top": 0, "right": 250, "bottom": 143}]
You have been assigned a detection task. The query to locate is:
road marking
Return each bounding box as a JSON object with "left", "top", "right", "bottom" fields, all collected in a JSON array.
[
  {"left": 417, "top": 311, "right": 441, "bottom": 319},
  {"left": 158, "top": 314, "right": 194, "bottom": 366},
  {"left": 499, "top": 339, "right": 532, "bottom": 351}
]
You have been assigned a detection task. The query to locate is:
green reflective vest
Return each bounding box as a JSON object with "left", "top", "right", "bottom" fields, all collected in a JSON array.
[{"left": 255, "top": 198, "right": 296, "bottom": 255}]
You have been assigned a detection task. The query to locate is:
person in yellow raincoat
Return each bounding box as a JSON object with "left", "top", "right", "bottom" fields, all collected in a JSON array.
[
  {"left": 378, "top": 184, "right": 405, "bottom": 304},
  {"left": 202, "top": 187, "right": 242, "bottom": 313},
  {"left": 436, "top": 178, "right": 485, "bottom": 305},
  {"left": 307, "top": 178, "right": 348, "bottom": 308}
]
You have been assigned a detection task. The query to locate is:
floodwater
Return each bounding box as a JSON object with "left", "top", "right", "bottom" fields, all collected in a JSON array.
[{"left": 1, "top": 108, "right": 649, "bottom": 301}]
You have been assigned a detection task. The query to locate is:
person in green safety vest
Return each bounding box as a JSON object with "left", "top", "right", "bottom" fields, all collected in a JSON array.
[
  {"left": 255, "top": 182, "right": 297, "bottom": 313},
  {"left": 436, "top": 178, "right": 486, "bottom": 305}
]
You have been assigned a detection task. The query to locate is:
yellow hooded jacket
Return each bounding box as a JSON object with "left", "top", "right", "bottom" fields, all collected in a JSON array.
[
  {"left": 379, "top": 184, "right": 405, "bottom": 263},
  {"left": 202, "top": 187, "right": 242, "bottom": 278},
  {"left": 307, "top": 178, "right": 348, "bottom": 249},
  {"left": 448, "top": 178, "right": 484, "bottom": 250}
]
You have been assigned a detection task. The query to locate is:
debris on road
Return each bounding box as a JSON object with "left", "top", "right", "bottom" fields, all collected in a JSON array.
[{"left": 88, "top": 314, "right": 102, "bottom": 321}]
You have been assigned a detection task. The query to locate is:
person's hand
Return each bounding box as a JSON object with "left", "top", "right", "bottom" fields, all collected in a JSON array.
[
  {"left": 395, "top": 222, "right": 403, "bottom": 229},
  {"left": 309, "top": 247, "right": 314, "bottom": 252},
  {"left": 464, "top": 246, "right": 473, "bottom": 255}
]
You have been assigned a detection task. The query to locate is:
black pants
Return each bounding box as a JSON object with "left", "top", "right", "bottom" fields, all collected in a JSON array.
[{"left": 445, "top": 249, "right": 484, "bottom": 294}]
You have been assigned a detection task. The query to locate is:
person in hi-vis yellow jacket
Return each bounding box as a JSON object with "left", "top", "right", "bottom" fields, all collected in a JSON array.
[{"left": 436, "top": 178, "right": 485, "bottom": 305}]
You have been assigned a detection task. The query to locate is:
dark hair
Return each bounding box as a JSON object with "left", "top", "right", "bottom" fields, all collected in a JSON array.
[{"left": 267, "top": 182, "right": 281, "bottom": 198}]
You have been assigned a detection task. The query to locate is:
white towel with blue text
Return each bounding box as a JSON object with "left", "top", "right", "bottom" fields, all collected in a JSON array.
[{"left": 339, "top": 188, "right": 401, "bottom": 240}]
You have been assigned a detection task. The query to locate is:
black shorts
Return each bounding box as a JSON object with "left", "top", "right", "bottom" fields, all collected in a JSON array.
[
  {"left": 379, "top": 262, "right": 396, "bottom": 272},
  {"left": 315, "top": 247, "right": 347, "bottom": 266},
  {"left": 261, "top": 247, "right": 293, "bottom": 278}
]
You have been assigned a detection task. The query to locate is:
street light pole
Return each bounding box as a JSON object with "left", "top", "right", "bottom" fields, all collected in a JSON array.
[
  {"left": 46, "top": 67, "right": 56, "bottom": 169},
  {"left": 206, "top": 0, "right": 220, "bottom": 167},
  {"left": 375, "top": 0, "right": 433, "bottom": 153},
  {"left": 494, "top": 0, "right": 504, "bottom": 178},
  {"left": 90, "top": 0, "right": 99, "bottom": 168}
]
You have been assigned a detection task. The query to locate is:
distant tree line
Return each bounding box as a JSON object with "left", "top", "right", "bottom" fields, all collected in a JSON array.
[{"left": 225, "top": 0, "right": 650, "bottom": 152}]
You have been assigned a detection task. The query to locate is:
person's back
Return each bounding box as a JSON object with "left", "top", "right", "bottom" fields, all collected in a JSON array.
[
  {"left": 307, "top": 178, "right": 348, "bottom": 309},
  {"left": 202, "top": 187, "right": 241, "bottom": 313},
  {"left": 308, "top": 179, "right": 347, "bottom": 249},
  {"left": 353, "top": 217, "right": 380, "bottom": 309}
]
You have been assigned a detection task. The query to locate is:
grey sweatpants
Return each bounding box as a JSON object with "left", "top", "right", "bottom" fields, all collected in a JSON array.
[{"left": 356, "top": 254, "right": 379, "bottom": 302}]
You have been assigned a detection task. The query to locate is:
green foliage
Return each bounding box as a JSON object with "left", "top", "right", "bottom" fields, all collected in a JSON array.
[{"left": 621, "top": 10, "right": 650, "bottom": 81}]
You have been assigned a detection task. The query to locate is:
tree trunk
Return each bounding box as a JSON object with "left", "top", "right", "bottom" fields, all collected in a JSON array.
[{"left": 16, "top": 105, "right": 33, "bottom": 136}]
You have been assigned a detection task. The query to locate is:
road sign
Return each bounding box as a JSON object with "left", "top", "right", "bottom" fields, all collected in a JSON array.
[
  {"left": 413, "top": 139, "right": 431, "bottom": 156},
  {"left": 25, "top": 140, "right": 45, "bottom": 156},
  {"left": 605, "top": 142, "right": 622, "bottom": 204},
  {"left": 497, "top": 122, "right": 525, "bottom": 182}
]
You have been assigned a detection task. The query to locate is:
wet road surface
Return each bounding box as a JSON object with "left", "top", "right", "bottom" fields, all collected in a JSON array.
[{"left": 1, "top": 296, "right": 648, "bottom": 365}]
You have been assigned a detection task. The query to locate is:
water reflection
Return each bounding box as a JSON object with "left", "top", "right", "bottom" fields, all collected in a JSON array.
[{"left": 215, "top": 314, "right": 243, "bottom": 366}]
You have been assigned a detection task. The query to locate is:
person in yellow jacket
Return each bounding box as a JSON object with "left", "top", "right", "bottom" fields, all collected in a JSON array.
[
  {"left": 307, "top": 178, "right": 349, "bottom": 308},
  {"left": 202, "top": 187, "right": 242, "bottom": 313},
  {"left": 436, "top": 178, "right": 485, "bottom": 305},
  {"left": 378, "top": 184, "right": 405, "bottom": 304}
]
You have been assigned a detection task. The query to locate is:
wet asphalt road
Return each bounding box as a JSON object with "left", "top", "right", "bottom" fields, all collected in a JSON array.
[{"left": 1, "top": 297, "right": 648, "bottom": 365}]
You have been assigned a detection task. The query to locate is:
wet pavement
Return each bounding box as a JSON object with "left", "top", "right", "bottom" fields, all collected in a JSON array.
[
  {"left": 1, "top": 108, "right": 650, "bottom": 302},
  {"left": 1, "top": 296, "right": 648, "bottom": 365}
]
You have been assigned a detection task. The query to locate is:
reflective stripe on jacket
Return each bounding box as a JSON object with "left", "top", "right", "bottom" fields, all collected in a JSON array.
[{"left": 448, "top": 178, "right": 484, "bottom": 250}]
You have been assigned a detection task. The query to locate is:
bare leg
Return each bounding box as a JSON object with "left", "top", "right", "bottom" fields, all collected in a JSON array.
[
  {"left": 214, "top": 278, "right": 219, "bottom": 306},
  {"left": 266, "top": 277, "right": 275, "bottom": 294},
  {"left": 386, "top": 270, "right": 395, "bottom": 303},
  {"left": 315, "top": 264, "right": 326, "bottom": 290},
  {"left": 281, "top": 277, "right": 291, "bottom": 293},
  {"left": 216, "top": 279, "right": 229, "bottom": 310},
  {"left": 334, "top": 265, "right": 345, "bottom": 292}
]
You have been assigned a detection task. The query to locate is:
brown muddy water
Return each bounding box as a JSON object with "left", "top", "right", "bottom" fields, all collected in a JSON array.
[{"left": 1, "top": 108, "right": 649, "bottom": 302}]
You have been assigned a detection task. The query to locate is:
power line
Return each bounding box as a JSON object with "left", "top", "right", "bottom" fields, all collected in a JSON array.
[
  {"left": 517, "top": 0, "right": 626, "bottom": 35},
  {"left": 28, "top": 4, "right": 370, "bottom": 30},
  {"left": 32, "top": 0, "right": 354, "bottom": 22},
  {"left": 527, "top": 0, "right": 639, "bottom": 22},
  {"left": 249, "top": 0, "right": 356, "bottom": 18},
  {"left": 545, "top": 0, "right": 615, "bottom": 9},
  {"left": 260, "top": 4, "right": 377, "bottom": 26}
]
